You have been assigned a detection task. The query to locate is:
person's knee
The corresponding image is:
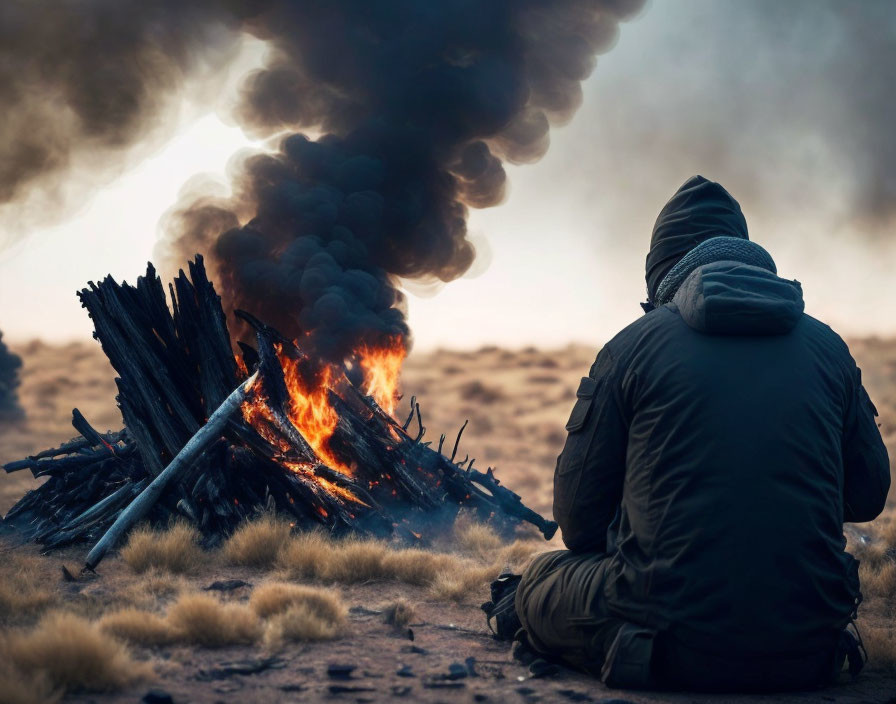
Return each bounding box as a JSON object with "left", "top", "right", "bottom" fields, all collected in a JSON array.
[{"left": 515, "top": 549, "right": 569, "bottom": 632}]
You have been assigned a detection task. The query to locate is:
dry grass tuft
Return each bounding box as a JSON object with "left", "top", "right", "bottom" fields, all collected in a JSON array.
[
  {"left": 382, "top": 548, "right": 455, "bottom": 586},
  {"left": 880, "top": 516, "right": 896, "bottom": 551},
  {"left": 860, "top": 561, "right": 896, "bottom": 600},
  {"left": 497, "top": 540, "right": 541, "bottom": 569},
  {"left": 323, "top": 539, "right": 390, "bottom": 583},
  {"left": 98, "top": 608, "right": 176, "bottom": 647},
  {"left": 1, "top": 611, "right": 152, "bottom": 694},
  {"left": 863, "top": 624, "right": 896, "bottom": 673},
  {"left": 222, "top": 514, "right": 293, "bottom": 568},
  {"left": 250, "top": 581, "right": 347, "bottom": 625},
  {"left": 0, "top": 659, "right": 58, "bottom": 704},
  {"left": 382, "top": 599, "right": 417, "bottom": 629},
  {"left": 0, "top": 548, "right": 56, "bottom": 625},
  {"left": 429, "top": 561, "right": 502, "bottom": 602},
  {"left": 118, "top": 571, "right": 186, "bottom": 610},
  {"left": 453, "top": 520, "right": 503, "bottom": 559},
  {"left": 264, "top": 605, "right": 343, "bottom": 647},
  {"left": 166, "top": 593, "right": 262, "bottom": 647},
  {"left": 120, "top": 522, "right": 203, "bottom": 574},
  {"left": 276, "top": 530, "right": 333, "bottom": 578}
]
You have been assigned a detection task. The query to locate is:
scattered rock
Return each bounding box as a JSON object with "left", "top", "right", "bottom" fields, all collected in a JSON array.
[
  {"left": 142, "top": 689, "right": 174, "bottom": 704},
  {"left": 196, "top": 656, "right": 285, "bottom": 681},
  {"left": 446, "top": 662, "right": 468, "bottom": 680},
  {"left": 396, "top": 665, "right": 415, "bottom": 678},
  {"left": 391, "top": 685, "right": 413, "bottom": 697},
  {"left": 423, "top": 681, "right": 466, "bottom": 689},
  {"left": 328, "top": 685, "right": 375, "bottom": 695},
  {"left": 400, "top": 645, "right": 429, "bottom": 655},
  {"left": 349, "top": 605, "right": 382, "bottom": 616},
  {"left": 465, "top": 656, "right": 479, "bottom": 677},
  {"left": 528, "top": 658, "right": 560, "bottom": 679},
  {"left": 327, "top": 663, "right": 356, "bottom": 680},
  {"left": 278, "top": 684, "right": 306, "bottom": 692},
  {"left": 556, "top": 690, "right": 592, "bottom": 702},
  {"left": 213, "top": 682, "right": 243, "bottom": 694},
  {"left": 516, "top": 685, "right": 539, "bottom": 699},
  {"left": 203, "top": 579, "right": 251, "bottom": 591}
]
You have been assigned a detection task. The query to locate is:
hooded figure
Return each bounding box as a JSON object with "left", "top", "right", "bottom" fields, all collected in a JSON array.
[{"left": 506, "top": 176, "right": 890, "bottom": 692}]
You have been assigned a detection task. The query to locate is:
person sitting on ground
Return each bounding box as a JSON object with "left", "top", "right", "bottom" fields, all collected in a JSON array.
[{"left": 488, "top": 175, "right": 890, "bottom": 692}]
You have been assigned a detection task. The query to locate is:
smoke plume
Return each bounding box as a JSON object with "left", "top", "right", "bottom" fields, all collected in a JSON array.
[
  {"left": 159, "top": 1, "right": 646, "bottom": 359},
  {"left": 1, "top": 0, "right": 644, "bottom": 359},
  {"left": 0, "top": 330, "right": 23, "bottom": 420}
]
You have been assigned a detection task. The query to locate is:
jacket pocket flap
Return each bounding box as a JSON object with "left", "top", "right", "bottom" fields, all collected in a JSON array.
[
  {"left": 565, "top": 377, "right": 598, "bottom": 432},
  {"left": 576, "top": 376, "right": 598, "bottom": 399}
]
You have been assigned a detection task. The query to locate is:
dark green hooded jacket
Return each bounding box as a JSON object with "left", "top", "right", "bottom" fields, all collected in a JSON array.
[{"left": 555, "top": 257, "right": 890, "bottom": 655}]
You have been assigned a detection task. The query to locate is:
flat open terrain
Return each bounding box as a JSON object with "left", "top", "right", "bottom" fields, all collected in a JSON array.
[{"left": 1, "top": 339, "right": 894, "bottom": 703}]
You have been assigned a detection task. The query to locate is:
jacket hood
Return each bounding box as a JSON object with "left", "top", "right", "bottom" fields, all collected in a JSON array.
[
  {"left": 672, "top": 261, "right": 804, "bottom": 335},
  {"left": 646, "top": 176, "right": 748, "bottom": 303}
]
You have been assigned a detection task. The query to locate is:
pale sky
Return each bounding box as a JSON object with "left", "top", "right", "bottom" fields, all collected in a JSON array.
[{"left": 2, "top": 1, "right": 894, "bottom": 351}]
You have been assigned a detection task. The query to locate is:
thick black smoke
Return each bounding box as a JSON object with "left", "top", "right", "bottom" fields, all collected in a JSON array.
[
  {"left": 0, "top": 330, "right": 23, "bottom": 420},
  {"left": 2, "top": 1, "right": 644, "bottom": 359},
  {"left": 160, "top": 1, "right": 645, "bottom": 359}
]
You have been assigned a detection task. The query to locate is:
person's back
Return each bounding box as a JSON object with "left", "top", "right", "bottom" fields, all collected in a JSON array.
[{"left": 509, "top": 176, "right": 890, "bottom": 691}]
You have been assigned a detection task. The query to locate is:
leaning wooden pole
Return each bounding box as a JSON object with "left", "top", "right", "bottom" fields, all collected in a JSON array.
[{"left": 85, "top": 371, "right": 258, "bottom": 570}]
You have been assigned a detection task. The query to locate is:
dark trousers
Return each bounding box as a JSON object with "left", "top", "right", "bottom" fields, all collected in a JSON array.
[
  {"left": 515, "top": 549, "right": 841, "bottom": 691},
  {"left": 514, "top": 550, "right": 622, "bottom": 675}
]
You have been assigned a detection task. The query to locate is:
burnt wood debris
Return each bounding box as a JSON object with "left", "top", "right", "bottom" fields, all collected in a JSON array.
[{"left": 2, "top": 256, "right": 556, "bottom": 564}]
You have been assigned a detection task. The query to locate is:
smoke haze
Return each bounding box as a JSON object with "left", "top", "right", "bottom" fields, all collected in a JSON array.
[{"left": 158, "top": 0, "right": 646, "bottom": 359}]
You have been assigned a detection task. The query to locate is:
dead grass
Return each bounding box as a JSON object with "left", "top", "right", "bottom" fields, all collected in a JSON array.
[
  {"left": 98, "top": 608, "right": 177, "bottom": 647},
  {"left": 323, "top": 538, "right": 390, "bottom": 583},
  {"left": 118, "top": 570, "right": 186, "bottom": 610},
  {"left": 0, "top": 660, "right": 58, "bottom": 704},
  {"left": 382, "top": 599, "right": 417, "bottom": 629},
  {"left": 166, "top": 593, "right": 262, "bottom": 647},
  {"left": 880, "top": 515, "right": 896, "bottom": 550},
  {"left": 120, "top": 522, "right": 203, "bottom": 574},
  {"left": 862, "top": 624, "right": 896, "bottom": 673},
  {"left": 860, "top": 562, "right": 896, "bottom": 602},
  {"left": 250, "top": 581, "right": 347, "bottom": 624},
  {"left": 453, "top": 520, "right": 503, "bottom": 559},
  {"left": 382, "top": 548, "right": 455, "bottom": 585},
  {"left": 264, "top": 605, "right": 343, "bottom": 647},
  {"left": 0, "top": 611, "right": 152, "bottom": 694},
  {"left": 222, "top": 514, "right": 292, "bottom": 568},
  {"left": 497, "top": 540, "right": 542, "bottom": 569},
  {"left": 276, "top": 530, "right": 333, "bottom": 578},
  {"left": 0, "top": 545, "right": 56, "bottom": 624},
  {"left": 429, "top": 561, "right": 502, "bottom": 602}
]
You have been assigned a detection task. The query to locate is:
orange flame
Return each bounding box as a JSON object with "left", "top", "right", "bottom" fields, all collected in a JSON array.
[
  {"left": 279, "top": 354, "right": 353, "bottom": 475},
  {"left": 239, "top": 337, "right": 406, "bottom": 500},
  {"left": 359, "top": 337, "right": 406, "bottom": 416}
]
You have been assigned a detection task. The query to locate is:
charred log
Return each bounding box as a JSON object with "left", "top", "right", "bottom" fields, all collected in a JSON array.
[{"left": 1, "top": 257, "right": 557, "bottom": 557}]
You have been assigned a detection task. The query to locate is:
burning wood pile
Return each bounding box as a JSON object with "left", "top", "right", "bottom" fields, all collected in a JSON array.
[{"left": 2, "top": 257, "right": 555, "bottom": 565}]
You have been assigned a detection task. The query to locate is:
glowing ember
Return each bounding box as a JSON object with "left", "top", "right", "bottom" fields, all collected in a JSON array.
[{"left": 359, "top": 337, "right": 406, "bottom": 416}]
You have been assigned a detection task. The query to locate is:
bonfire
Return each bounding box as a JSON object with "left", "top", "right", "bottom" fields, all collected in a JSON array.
[{"left": 2, "top": 257, "right": 555, "bottom": 568}]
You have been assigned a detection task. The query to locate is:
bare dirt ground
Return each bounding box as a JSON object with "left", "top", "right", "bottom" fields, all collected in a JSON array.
[{"left": 1, "top": 339, "right": 894, "bottom": 704}]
